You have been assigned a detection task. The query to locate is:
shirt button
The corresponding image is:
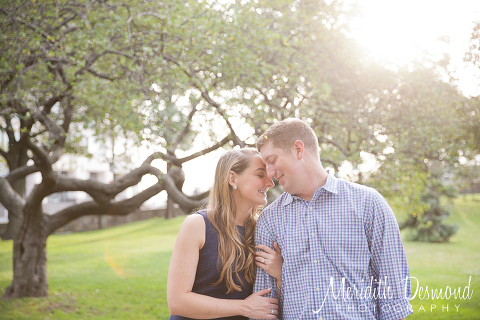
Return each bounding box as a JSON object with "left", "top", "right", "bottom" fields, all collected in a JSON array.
[
  {"left": 311, "top": 232, "right": 315, "bottom": 237},
  {"left": 314, "top": 259, "right": 318, "bottom": 264},
  {"left": 316, "top": 287, "right": 320, "bottom": 291},
  {"left": 309, "top": 207, "right": 313, "bottom": 210}
]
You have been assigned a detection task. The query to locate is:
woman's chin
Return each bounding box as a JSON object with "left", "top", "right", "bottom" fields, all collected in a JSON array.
[{"left": 258, "top": 197, "right": 268, "bottom": 206}]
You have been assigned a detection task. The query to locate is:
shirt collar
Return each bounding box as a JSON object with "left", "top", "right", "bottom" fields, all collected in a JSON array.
[
  {"left": 282, "top": 173, "right": 339, "bottom": 206},
  {"left": 322, "top": 173, "right": 339, "bottom": 195}
]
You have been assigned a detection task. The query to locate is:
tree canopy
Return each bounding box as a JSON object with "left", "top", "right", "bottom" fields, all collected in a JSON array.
[{"left": 1, "top": 0, "right": 479, "bottom": 299}]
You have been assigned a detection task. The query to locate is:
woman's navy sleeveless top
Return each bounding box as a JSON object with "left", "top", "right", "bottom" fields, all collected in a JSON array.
[{"left": 169, "top": 210, "right": 252, "bottom": 320}]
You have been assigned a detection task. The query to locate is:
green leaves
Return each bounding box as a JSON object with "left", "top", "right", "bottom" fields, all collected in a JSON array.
[{"left": 1, "top": 1, "right": 476, "bottom": 245}]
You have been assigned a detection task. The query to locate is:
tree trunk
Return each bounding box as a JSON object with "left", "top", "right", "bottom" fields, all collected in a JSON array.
[
  {"left": 2, "top": 142, "right": 29, "bottom": 241},
  {"left": 98, "top": 214, "right": 104, "bottom": 229},
  {"left": 166, "top": 163, "right": 174, "bottom": 219},
  {"left": 165, "top": 165, "right": 185, "bottom": 219},
  {"left": 2, "top": 205, "right": 48, "bottom": 298},
  {"left": 166, "top": 196, "right": 175, "bottom": 219},
  {"left": 1, "top": 178, "right": 26, "bottom": 240}
]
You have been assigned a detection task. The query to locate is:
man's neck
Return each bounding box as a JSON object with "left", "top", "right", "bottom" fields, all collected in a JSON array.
[{"left": 293, "top": 165, "right": 328, "bottom": 202}]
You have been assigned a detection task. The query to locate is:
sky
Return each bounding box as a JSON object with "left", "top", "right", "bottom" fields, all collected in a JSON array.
[
  {"left": 147, "top": 0, "right": 480, "bottom": 202},
  {"left": 350, "top": 0, "right": 480, "bottom": 96}
]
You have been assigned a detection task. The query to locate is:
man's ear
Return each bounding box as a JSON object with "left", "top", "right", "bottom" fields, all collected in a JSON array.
[
  {"left": 228, "top": 171, "right": 237, "bottom": 187},
  {"left": 293, "top": 140, "right": 305, "bottom": 160}
]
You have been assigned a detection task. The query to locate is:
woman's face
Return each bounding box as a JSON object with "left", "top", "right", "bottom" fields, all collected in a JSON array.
[{"left": 232, "top": 155, "right": 275, "bottom": 208}]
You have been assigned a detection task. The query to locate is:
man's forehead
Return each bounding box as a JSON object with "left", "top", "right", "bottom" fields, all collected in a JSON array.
[{"left": 259, "top": 143, "right": 278, "bottom": 158}]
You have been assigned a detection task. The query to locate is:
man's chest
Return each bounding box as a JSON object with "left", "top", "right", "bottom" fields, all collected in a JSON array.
[{"left": 275, "top": 204, "right": 371, "bottom": 272}]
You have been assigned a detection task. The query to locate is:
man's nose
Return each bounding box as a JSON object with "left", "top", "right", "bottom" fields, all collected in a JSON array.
[{"left": 266, "top": 164, "right": 275, "bottom": 179}]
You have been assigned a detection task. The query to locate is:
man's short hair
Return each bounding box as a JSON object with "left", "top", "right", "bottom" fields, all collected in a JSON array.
[{"left": 256, "top": 118, "right": 319, "bottom": 155}]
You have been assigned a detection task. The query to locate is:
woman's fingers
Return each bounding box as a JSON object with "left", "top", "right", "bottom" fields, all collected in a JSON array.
[
  {"left": 256, "top": 244, "right": 274, "bottom": 254},
  {"left": 274, "top": 241, "right": 281, "bottom": 254},
  {"left": 255, "top": 251, "right": 274, "bottom": 266},
  {"left": 255, "top": 250, "right": 269, "bottom": 260},
  {"left": 246, "top": 289, "right": 279, "bottom": 319},
  {"left": 255, "top": 288, "right": 273, "bottom": 296},
  {"left": 255, "top": 258, "right": 268, "bottom": 268},
  {"left": 255, "top": 256, "right": 265, "bottom": 264},
  {"left": 253, "top": 289, "right": 278, "bottom": 306}
]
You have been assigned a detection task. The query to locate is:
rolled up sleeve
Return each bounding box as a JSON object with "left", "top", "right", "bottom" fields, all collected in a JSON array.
[{"left": 369, "top": 191, "right": 414, "bottom": 320}]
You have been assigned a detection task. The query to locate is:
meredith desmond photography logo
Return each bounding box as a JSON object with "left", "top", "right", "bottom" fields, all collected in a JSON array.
[
  {"left": 407, "top": 276, "right": 474, "bottom": 313},
  {"left": 312, "top": 276, "right": 474, "bottom": 314}
]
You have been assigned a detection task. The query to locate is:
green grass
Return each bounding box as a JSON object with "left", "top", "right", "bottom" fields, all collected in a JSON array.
[
  {"left": 0, "top": 216, "right": 184, "bottom": 319},
  {"left": 401, "top": 195, "right": 480, "bottom": 319},
  {"left": 0, "top": 195, "right": 479, "bottom": 319}
]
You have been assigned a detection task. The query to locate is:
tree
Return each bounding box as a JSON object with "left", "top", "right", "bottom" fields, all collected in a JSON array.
[
  {"left": 3, "top": 0, "right": 472, "bottom": 300},
  {"left": 463, "top": 20, "right": 480, "bottom": 162},
  {"left": 366, "top": 62, "right": 474, "bottom": 242},
  {"left": 1, "top": 0, "right": 308, "bottom": 298},
  {"left": 236, "top": 2, "right": 476, "bottom": 242}
]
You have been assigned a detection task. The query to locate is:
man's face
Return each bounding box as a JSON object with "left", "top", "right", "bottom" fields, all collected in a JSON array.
[{"left": 259, "top": 141, "right": 299, "bottom": 195}]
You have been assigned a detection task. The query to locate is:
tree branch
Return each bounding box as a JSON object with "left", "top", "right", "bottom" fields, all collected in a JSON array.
[
  {"left": 104, "top": 50, "right": 137, "bottom": 61},
  {"left": 148, "top": 165, "right": 205, "bottom": 211},
  {"left": 169, "top": 100, "right": 199, "bottom": 153},
  {"left": 86, "top": 68, "right": 115, "bottom": 81},
  {"left": 74, "top": 53, "right": 102, "bottom": 77},
  {"left": 41, "top": 89, "right": 71, "bottom": 115},
  {"left": 22, "top": 138, "right": 51, "bottom": 167},
  {"left": 46, "top": 182, "right": 165, "bottom": 235},
  {"left": 0, "top": 147, "right": 7, "bottom": 160},
  {"left": 20, "top": 140, "right": 57, "bottom": 203},
  {"left": 126, "top": 12, "right": 165, "bottom": 40},
  {"left": 159, "top": 52, "right": 247, "bottom": 149},
  {"left": 179, "top": 10, "right": 208, "bottom": 27},
  {"left": 0, "top": 176, "right": 25, "bottom": 220},
  {"left": 6, "top": 164, "right": 39, "bottom": 183},
  {"left": 52, "top": 162, "right": 151, "bottom": 204},
  {"left": 46, "top": 164, "right": 204, "bottom": 234},
  {"left": 10, "top": 15, "right": 55, "bottom": 44},
  {"left": 177, "top": 135, "right": 231, "bottom": 164}
]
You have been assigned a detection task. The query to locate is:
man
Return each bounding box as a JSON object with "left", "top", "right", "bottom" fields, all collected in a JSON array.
[{"left": 253, "top": 118, "right": 413, "bottom": 320}]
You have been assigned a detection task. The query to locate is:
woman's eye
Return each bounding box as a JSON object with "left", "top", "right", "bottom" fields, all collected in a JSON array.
[{"left": 258, "top": 175, "right": 264, "bottom": 178}]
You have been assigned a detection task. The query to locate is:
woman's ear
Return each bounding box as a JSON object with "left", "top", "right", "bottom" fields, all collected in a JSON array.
[{"left": 228, "top": 171, "right": 237, "bottom": 187}]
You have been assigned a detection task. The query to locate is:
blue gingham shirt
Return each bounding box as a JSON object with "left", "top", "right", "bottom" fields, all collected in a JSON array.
[{"left": 253, "top": 174, "right": 413, "bottom": 320}]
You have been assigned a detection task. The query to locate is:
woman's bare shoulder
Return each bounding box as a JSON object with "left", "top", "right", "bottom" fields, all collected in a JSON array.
[{"left": 178, "top": 213, "right": 206, "bottom": 248}]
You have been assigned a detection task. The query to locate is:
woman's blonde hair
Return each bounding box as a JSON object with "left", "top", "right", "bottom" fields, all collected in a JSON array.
[{"left": 207, "top": 148, "right": 261, "bottom": 293}]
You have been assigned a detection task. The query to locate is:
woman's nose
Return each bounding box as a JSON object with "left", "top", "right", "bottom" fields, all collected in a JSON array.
[{"left": 265, "top": 177, "right": 275, "bottom": 188}]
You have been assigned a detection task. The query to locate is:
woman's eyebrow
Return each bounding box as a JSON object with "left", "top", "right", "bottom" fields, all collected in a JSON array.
[{"left": 255, "top": 168, "right": 266, "bottom": 172}]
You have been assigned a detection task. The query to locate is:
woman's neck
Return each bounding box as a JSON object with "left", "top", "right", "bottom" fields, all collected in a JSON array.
[{"left": 234, "top": 205, "right": 251, "bottom": 226}]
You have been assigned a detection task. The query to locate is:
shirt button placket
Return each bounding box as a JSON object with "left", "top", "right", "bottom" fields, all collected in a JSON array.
[{"left": 308, "top": 204, "right": 321, "bottom": 303}]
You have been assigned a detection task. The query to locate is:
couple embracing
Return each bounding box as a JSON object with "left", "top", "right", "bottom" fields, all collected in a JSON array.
[{"left": 167, "top": 118, "right": 413, "bottom": 320}]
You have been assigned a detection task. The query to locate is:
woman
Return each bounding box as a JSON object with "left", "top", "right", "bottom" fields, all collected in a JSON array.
[{"left": 167, "top": 148, "right": 283, "bottom": 319}]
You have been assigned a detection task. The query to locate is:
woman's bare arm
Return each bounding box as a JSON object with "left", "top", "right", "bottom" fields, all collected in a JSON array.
[{"left": 167, "top": 214, "right": 278, "bottom": 319}]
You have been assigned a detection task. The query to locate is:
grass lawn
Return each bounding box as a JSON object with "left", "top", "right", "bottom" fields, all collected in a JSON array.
[
  {"left": 401, "top": 194, "right": 480, "bottom": 319},
  {"left": 0, "top": 195, "right": 479, "bottom": 319}
]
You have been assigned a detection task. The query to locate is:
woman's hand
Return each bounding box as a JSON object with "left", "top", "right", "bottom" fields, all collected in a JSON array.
[
  {"left": 255, "top": 242, "right": 283, "bottom": 282},
  {"left": 240, "top": 288, "right": 278, "bottom": 319}
]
